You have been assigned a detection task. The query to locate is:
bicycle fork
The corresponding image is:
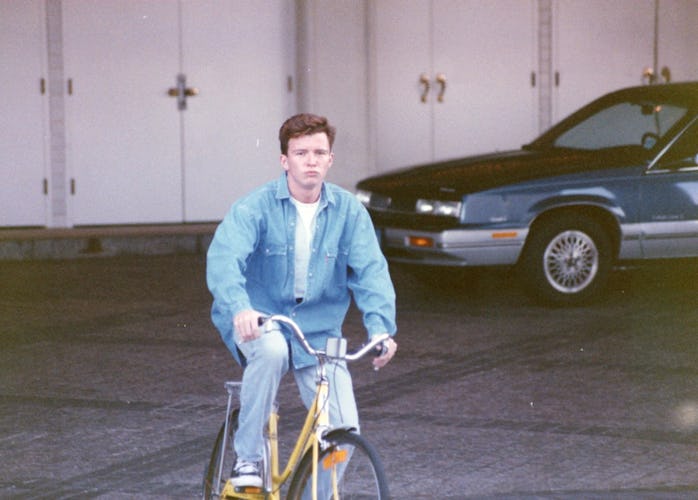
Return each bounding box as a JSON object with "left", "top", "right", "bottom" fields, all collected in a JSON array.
[{"left": 311, "top": 374, "right": 334, "bottom": 500}]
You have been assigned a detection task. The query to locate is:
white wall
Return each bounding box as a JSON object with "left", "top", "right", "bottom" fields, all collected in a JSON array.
[
  {"left": 295, "top": 0, "right": 371, "bottom": 192},
  {"left": 4, "top": 0, "right": 698, "bottom": 227}
]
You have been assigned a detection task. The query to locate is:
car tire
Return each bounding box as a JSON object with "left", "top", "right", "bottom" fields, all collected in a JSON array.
[{"left": 520, "top": 213, "right": 612, "bottom": 305}]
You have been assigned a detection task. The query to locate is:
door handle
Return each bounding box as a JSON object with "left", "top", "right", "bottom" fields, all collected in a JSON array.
[
  {"left": 168, "top": 73, "right": 198, "bottom": 110},
  {"left": 436, "top": 73, "right": 446, "bottom": 102},
  {"left": 642, "top": 67, "right": 655, "bottom": 85},
  {"left": 419, "top": 73, "right": 430, "bottom": 103},
  {"left": 661, "top": 66, "right": 671, "bottom": 83}
]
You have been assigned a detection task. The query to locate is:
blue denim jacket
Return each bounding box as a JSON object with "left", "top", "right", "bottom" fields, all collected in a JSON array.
[{"left": 207, "top": 173, "right": 397, "bottom": 368}]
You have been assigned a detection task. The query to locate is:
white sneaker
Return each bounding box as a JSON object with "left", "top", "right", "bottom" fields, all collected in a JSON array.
[{"left": 231, "top": 459, "right": 263, "bottom": 489}]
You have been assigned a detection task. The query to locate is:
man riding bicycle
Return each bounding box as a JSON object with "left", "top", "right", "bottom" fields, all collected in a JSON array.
[{"left": 206, "top": 113, "right": 398, "bottom": 489}]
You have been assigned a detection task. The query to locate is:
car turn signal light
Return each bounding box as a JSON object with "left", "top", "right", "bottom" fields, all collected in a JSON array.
[
  {"left": 491, "top": 231, "right": 518, "bottom": 239},
  {"left": 407, "top": 236, "right": 434, "bottom": 248}
]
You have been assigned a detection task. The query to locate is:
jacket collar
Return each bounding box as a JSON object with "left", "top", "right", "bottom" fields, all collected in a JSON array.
[{"left": 275, "top": 173, "right": 334, "bottom": 207}]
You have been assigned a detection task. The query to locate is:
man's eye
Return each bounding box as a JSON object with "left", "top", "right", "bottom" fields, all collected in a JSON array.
[
  {"left": 294, "top": 151, "right": 307, "bottom": 157},
  {"left": 315, "top": 150, "right": 329, "bottom": 157}
]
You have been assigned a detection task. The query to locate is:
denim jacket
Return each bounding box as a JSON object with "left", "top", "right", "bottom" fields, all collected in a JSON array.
[{"left": 207, "top": 173, "right": 397, "bottom": 368}]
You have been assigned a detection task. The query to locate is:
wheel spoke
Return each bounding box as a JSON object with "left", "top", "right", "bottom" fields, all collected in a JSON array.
[{"left": 544, "top": 230, "right": 598, "bottom": 293}]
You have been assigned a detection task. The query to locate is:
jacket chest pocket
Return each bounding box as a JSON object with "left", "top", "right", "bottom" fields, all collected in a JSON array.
[
  {"left": 318, "top": 247, "right": 349, "bottom": 296},
  {"left": 255, "top": 244, "right": 288, "bottom": 287}
]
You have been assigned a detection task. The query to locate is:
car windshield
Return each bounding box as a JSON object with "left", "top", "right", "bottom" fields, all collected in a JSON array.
[{"left": 551, "top": 101, "right": 687, "bottom": 151}]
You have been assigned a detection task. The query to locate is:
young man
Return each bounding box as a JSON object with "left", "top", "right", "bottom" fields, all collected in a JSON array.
[{"left": 207, "top": 113, "right": 397, "bottom": 488}]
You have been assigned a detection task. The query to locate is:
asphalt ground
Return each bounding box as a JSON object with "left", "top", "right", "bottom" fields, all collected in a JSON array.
[{"left": 1, "top": 253, "right": 698, "bottom": 499}]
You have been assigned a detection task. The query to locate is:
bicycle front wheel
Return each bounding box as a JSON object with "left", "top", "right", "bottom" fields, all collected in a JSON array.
[
  {"left": 202, "top": 408, "right": 239, "bottom": 499},
  {"left": 287, "top": 429, "right": 389, "bottom": 499}
]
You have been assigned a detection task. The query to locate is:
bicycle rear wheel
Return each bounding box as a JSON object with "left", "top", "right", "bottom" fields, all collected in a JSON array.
[
  {"left": 202, "top": 408, "right": 239, "bottom": 499},
  {"left": 287, "top": 429, "right": 389, "bottom": 499}
]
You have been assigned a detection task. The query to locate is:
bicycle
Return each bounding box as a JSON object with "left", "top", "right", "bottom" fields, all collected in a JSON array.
[{"left": 202, "top": 313, "right": 391, "bottom": 499}]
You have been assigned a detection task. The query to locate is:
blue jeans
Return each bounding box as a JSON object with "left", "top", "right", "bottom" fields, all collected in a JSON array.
[{"left": 234, "top": 325, "right": 359, "bottom": 463}]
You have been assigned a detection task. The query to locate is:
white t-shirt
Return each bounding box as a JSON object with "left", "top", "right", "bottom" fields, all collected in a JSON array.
[{"left": 290, "top": 197, "right": 319, "bottom": 299}]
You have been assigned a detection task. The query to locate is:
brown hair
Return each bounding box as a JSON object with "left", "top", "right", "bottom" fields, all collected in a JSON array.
[{"left": 279, "top": 113, "right": 336, "bottom": 155}]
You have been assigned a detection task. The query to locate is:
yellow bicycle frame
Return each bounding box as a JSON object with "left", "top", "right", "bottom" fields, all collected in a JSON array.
[{"left": 219, "top": 375, "right": 332, "bottom": 500}]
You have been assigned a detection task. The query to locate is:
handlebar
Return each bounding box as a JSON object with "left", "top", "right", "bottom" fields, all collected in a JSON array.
[{"left": 259, "top": 314, "right": 390, "bottom": 362}]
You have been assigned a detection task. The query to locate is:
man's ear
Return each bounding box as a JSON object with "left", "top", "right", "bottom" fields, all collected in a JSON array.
[{"left": 280, "top": 154, "right": 289, "bottom": 171}]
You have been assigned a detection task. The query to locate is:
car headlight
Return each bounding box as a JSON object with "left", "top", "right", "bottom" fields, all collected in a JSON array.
[
  {"left": 355, "top": 189, "right": 372, "bottom": 207},
  {"left": 356, "top": 190, "right": 392, "bottom": 209},
  {"left": 415, "top": 199, "right": 462, "bottom": 217}
]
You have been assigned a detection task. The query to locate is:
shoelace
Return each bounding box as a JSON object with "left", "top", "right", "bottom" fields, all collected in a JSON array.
[{"left": 235, "top": 462, "right": 258, "bottom": 475}]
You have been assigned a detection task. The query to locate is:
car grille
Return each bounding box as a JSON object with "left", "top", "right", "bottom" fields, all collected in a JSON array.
[
  {"left": 367, "top": 208, "right": 461, "bottom": 231},
  {"left": 368, "top": 193, "right": 392, "bottom": 210}
]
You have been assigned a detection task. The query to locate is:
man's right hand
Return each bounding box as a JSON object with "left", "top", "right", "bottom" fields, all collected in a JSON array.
[{"left": 233, "top": 309, "right": 264, "bottom": 342}]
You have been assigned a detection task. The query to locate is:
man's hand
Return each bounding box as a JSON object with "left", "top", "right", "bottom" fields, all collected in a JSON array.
[
  {"left": 372, "top": 336, "right": 397, "bottom": 370},
  {"left": 233, "top": 309, "right": 264, "bottom": 342}
]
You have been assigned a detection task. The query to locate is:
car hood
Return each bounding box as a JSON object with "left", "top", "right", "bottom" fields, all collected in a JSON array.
[{"left": 356, "top": 147, "right": 650, "bottom": 200}]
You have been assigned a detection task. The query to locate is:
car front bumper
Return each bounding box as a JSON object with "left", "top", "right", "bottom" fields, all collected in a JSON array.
[{"left": 380, "top": 226, "right": 529, "bottom": 267}]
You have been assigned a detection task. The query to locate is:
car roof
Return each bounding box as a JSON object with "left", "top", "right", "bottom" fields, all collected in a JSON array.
[
  {"left": 606, "top": 81, "right": 698, "bottom": 101},
  {"left": 531, "top": 82, "right": 698, "bottom": 148}
]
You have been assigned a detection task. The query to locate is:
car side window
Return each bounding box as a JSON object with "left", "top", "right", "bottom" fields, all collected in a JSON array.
[
  {"left": 554, "top": 102, "right": 687, "bottom": 151},
  {"left": 655, "top": 118, "right": 698, "bottom": 170}
]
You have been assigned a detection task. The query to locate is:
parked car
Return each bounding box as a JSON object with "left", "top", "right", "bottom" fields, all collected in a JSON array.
[{"left": 356, "top": 82, "right": 698, "bottom": 304}]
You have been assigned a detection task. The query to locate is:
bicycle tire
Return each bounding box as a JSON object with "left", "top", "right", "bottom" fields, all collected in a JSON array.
[
  {"left": 202, "top": 408, "right": 239, "bottom": 499},
  {"left": 287, "top": 429, "right": 389, "bottom": 499}
]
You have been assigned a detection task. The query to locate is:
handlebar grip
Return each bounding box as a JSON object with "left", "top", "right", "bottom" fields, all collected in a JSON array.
[
  {"left": 373, "top": 341, "right": 389, "bottom": 357},
  {"left": 350, "top": 341, "right": 387, "bottom": 357}
]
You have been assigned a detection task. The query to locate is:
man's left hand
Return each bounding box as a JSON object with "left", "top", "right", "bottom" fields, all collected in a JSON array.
[{"left": 372, "top": 336, "right": 397, "bottom": 370}]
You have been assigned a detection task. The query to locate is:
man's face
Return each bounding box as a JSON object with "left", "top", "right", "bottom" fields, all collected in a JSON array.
[{"left": 281, "top": 132, "right": 334, "bottom": 202}]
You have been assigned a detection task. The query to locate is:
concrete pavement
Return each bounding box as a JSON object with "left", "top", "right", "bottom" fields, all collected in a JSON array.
[{"left": 1, "top": 237, "right": 698, "bottom": 498}]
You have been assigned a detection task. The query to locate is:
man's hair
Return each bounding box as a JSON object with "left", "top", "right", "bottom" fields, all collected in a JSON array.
[{"left": 279, "top": 113, "right": 336, "bottom": 155}]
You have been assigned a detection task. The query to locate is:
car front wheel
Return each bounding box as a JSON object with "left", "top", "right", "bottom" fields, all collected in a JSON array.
[{"left": 520, "top": 214, "right": 612, "bottom": 305}]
